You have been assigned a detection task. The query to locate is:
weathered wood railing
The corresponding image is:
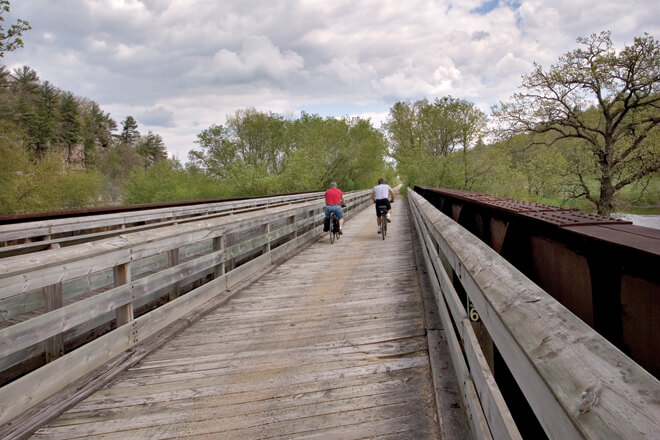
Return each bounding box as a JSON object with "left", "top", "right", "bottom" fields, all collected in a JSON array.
[
  {"left": 0, "top": 190, "right": 371, "bottom": 427},
  {"left": 408, "top": 190, "right": 660, "bottom": 440},
  {"left": 0, "top": 192, "right": 324, "bottom": 258}
]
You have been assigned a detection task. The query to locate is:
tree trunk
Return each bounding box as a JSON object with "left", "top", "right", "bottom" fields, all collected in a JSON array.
[{"left": 598, "top": 175, "right": 615, "bottom": 217}]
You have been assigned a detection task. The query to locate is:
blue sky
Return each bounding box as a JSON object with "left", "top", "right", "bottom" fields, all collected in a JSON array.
[{"left": 3, "top": 0, "right": 659, "bottom": 161}]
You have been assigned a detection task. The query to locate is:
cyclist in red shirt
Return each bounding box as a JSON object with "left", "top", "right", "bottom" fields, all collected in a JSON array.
[{"left": 324, "top": 182, "right": 345, "bottom": 234}]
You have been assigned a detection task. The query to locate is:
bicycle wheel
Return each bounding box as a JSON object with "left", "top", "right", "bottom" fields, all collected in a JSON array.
[
  {"left": 381, "top": 214, "right": 387, "bottom": 240},
  {"left": 329, "top": 213, "right": 336, "bottom": 244}
]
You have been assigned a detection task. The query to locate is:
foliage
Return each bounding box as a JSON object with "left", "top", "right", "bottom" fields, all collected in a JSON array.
[
  {"left": 119, "top": 116, "right": 140, "bottom": 145},
  {"left": 188, "top": 109, "right": 390, "bottom": 199},
  {"left": 122, "top": 159, "right": 228, "bottom": 204},
  {"left": 0, "top": 1, "right": 30, "bottom": 57},
  {"left": 136, "top": 131, "right": 167, "bottom": 168},
  {"left": 0, "top": 122, "right": 109, "bottom": 214},
  {"left": 58, "top": 92, "right": 81, "bottom": 148},
  {"left": 493, "top": 31, "right": 660, "bottom": 216},
  {"left": 386, "top": 97, "right": 489, "bottom": 191}
]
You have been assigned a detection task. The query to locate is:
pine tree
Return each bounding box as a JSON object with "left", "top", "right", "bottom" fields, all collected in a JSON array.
[
  {"left": 136, "top": 131, "right": 167, "bottom": 168},
  {"left": 34, "top": 81, "right": 59, "bottom": 153},
  {"left": 58, "top": 92, "right": 81, "bottom": 148},
  {"left": 119, "top": 116, "right": 139, "bottom": 145}
]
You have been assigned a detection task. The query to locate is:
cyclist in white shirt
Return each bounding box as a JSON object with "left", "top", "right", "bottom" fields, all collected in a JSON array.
[{"left": 371, "top": 178, "right": 394, "bottom": 234}]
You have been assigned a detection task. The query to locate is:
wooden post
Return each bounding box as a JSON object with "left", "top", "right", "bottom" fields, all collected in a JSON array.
[
  {"left": 167, "top": 249, "right": 180, "bottom": 300},
  {"left": 213, "top": 235, "right": 225, "bottom": 279},
  {"left": 291, "top": 213, "right": 298, "bottom": 239},
  {"left": 263, "top": 223, "right": 271, "bottom": 255},
  {"left": 42, "top": 282, "right": 64, "bottom": 362},
  {"left": 225, "top": 233, "right": 235, "bottom": 272},
  {"left": 113, "top": 263, "right": 133, "bottom": 327}
]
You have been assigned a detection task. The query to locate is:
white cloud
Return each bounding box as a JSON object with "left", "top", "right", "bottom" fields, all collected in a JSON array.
[
  {"left": 188, "top": 35, "right": 304, "bottom": 82},
  {"left": 3, "top": 0, "right": 659, "bottom": 161}
]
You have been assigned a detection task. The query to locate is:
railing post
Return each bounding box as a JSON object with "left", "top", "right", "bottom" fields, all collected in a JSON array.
[
  {"left": 290, "top": 213, "right": 298, "bottom": 239},
  {"left": 167, "top": 249, "right": 180, "bottom": 300},
  {"left": 42, "top": 282, "right": 64, "bottom": 362},
  {"left": 113, "top": 263, "right": 133, "bottom": 326},
  {"left": 213, "top": 235, "right": 225, "bottom": 278},
  {"left": 263, "top": 223, "right": 271, "bottom": 255}
]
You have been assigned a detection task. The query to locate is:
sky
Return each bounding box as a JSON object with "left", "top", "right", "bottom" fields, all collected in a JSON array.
[{"left": 3, "top": 0, "right": 659, "bottom": 161}]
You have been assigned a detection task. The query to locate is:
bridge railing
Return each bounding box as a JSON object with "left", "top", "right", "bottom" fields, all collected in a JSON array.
[
  {"left": 0, "top": 190, "right": 371, "bottom": 428},
  {"left": 0, "top": 192, "right": 324, "bottom": 258},
  {"left": 408, "top": 190, "right": 660, "bottom": 440}
]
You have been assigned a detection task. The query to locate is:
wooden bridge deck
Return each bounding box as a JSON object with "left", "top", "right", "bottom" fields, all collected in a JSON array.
[{"left": 30, "top": 202, "right": 457, "bottom": 439}]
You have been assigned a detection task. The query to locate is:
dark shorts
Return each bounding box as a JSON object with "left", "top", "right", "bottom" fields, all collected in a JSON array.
[{"left": 375, "top": 199, "right": 391, "bottom": 215}]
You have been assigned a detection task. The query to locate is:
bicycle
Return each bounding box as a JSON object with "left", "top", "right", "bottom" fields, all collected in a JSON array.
[
  {"left": 329, "top": 211, "right": 341, "bottom": 244},
  {"left": 376, "top": 203, "right": 389, "bottom": 240}
]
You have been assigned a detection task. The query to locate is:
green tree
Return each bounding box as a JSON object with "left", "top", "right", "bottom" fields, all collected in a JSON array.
[
  {"left": 136, "top": 131, "right": 167, "bottom": 168},
  {"left": 80, "top": 100, "right": 116, "bottom": 167},
  {"left": 386, "top": 97, "right": 489, "bottom": 190},
  {"left": 9, "top": 66, "right": 40, "bottom": 148},
  {"left": 123, "top": 159, "right": 227, "bottom": 204},
  {"left": 34, "top": 81, "right": 59, "bottom": 153},
  {"left": 189, "top": 124, "right": 238, "bottom": 179},
  {"left": 58, "top": 92, "right": 81, "bottom": 148},
  {"left": 493, "top": 31, "right": 660, "bottom": 216},
  {"left": 0, "top": 0, "right": 31, "bottom": 57},
  {"left": 119, "top": 115, "right": 140, "bottom": 145},
  {"left": 10, "top": 65, "right": 39, "bottom": 95},
  {"left": 189, "top": 109, "right": 289, "bottom": 193},
  {"left": 454, "top": 99, "right": 489, "bottom": 189},
  {"left": 230, "top": 108, "right": 287, "bottom": 173}
]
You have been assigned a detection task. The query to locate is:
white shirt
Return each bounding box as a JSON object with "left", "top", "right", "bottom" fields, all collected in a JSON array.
[{"left": 373, "top": 184, "right": 391, "bottom": 200}]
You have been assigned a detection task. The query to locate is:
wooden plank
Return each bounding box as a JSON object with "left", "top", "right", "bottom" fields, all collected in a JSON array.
[
  {"left": 53, "top": 371, "right": 425, "bottom": 425},
  {"left": 0, "top": 249, "right": 226, "bottom": 360},
  {"left": 113, "top": 263, "right": 133, "bottom": 327},
  {"left": 0, "top": 324, "right": 133, "bottom": 425},
  {"left": 410, "top": 190, "right": 660, "bottom": 439},
  {"left": 409, "top": 198, "right": 492, "bottom": 440},
  {"left": 27, "top": 198, "right": 445, "bottom": 440},
  {"left": 0, "top": 192, "right": 326, "bottom": 243},
  {"left": 409, "top": 197, "right": 520, "bottom": 439},
  {"left": 0, "top": 192, "right": 374, "bottom": 431},
  {"left": 42, "top": 282, "right": 64, "bottom": 362}
]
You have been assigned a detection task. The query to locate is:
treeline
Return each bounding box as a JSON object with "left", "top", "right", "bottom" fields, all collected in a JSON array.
[
  {"left": 0, "top": 65, "right": 167, "bottom": 213},
  {"left": 2, "top": 32, "right": 658, "bottom": 216},
  {"left": 0, "top": 65, "right": 394, "bottom": 214},
  {"left": 124, "top": 110, "right": 394, "bottom": 204},
  {"left": 389, "top": 98, "right": 660, "bottom": 213},
  {"left": 391, "top": 32, "right": 660, "bottom": 216}
]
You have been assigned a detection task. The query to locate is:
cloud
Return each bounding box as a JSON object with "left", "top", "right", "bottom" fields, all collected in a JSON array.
[
  {"left": 138, "top": 106, "right": 175, "bottom": 127},
  {"left": 3, "top": 0, "right": 659, "bottom": 161},
  {"left": 188, "top": 35, "right": 304, "bottom": 83}
]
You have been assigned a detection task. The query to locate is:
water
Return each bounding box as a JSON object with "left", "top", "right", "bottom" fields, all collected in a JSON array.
[{"left": 613, "top": 214, "right": 660, "bottom": 230}]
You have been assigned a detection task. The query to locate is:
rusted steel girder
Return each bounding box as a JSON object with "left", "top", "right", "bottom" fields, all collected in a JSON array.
[{"left": 414, "top": 185, "right": 660, "bottom": 379}]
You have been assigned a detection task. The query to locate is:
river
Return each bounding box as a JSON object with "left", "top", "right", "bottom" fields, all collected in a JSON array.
[{"left": 613, "top": 214, "right": 660, "bottom": 230}]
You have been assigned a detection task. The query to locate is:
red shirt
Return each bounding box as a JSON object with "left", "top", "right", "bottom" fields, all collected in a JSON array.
[{"left": 325, "top": 187, "right": 343, "bottom": 205}]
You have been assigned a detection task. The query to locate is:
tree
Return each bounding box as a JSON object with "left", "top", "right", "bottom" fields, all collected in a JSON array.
[
  {"left": 386, "top": 97, "right": 490, "bottom": 190},
  {"left": 80, "top": 100, "right": 117, "bottom": 167},
  {"left": 119, "top": 116, "right": 140, "bottom": 145},
  {"left": 493, "top": 32, "right": 660, "bottom": 216},
  {"left": 453, "top": 99, "right": 489, "bottom": 189},
  {"left": 9, "top": 66, "right": 40, "bottom": 145},
  {"left": 136, "top": 131, "right": 167, "bottom": 168},
  {"left": 34, "top": 81, "right": 59, "bottom": 153},
  {"left": 0, "top": 0, "right": 31, "bottom": 57},
  {"left": 58, "top": 92, "right": 81, "bottom": 148},
  {"left": 188, "top": 124, "right": 238, "bottom": 179}
]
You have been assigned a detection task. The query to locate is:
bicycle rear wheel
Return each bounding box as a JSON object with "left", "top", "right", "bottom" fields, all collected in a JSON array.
[
  {"left": 329, "top": 213, "right": 336, "bottom": 244},
  {"left": 381, "top": 214, "right": 387, "bottom": 240}
]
